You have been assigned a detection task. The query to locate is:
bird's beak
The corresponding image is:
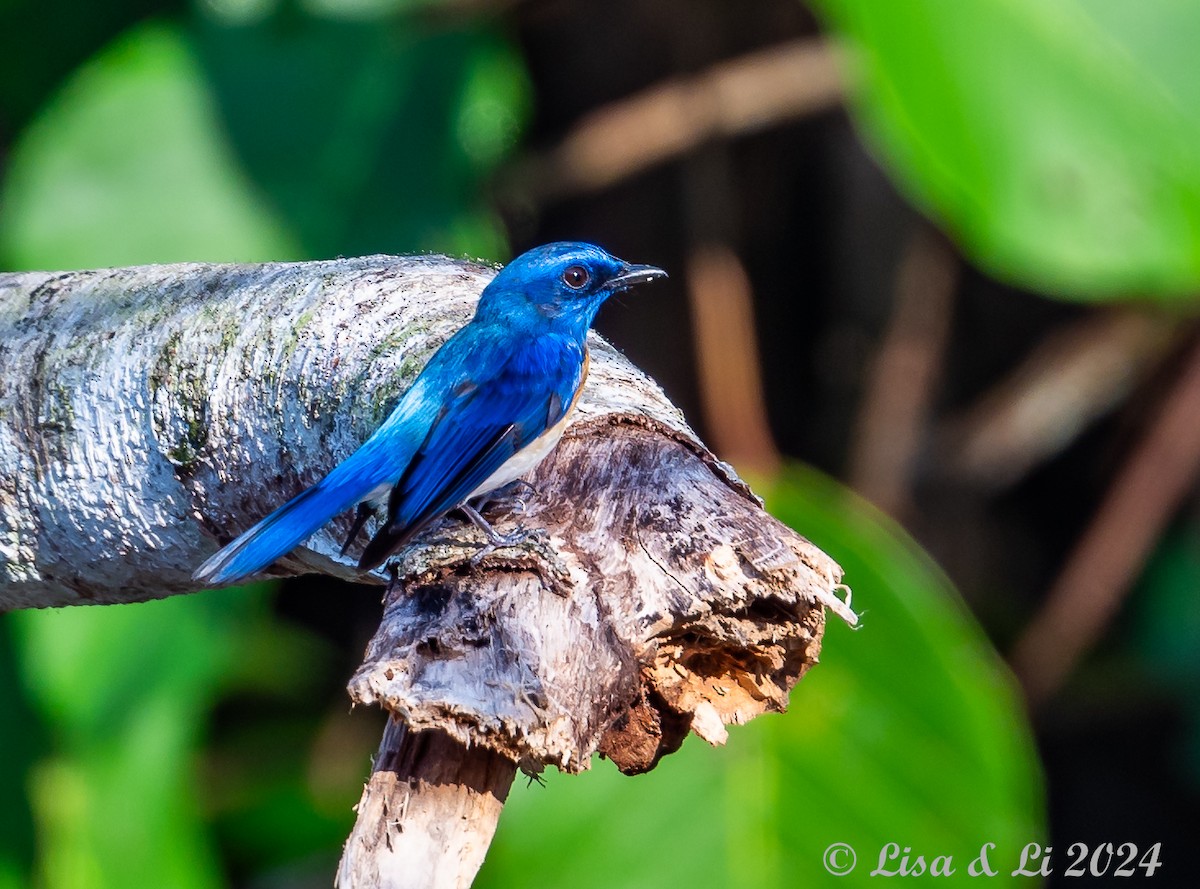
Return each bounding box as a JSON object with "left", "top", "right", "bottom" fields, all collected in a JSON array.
[{"left": 611, "top": 263, "right": 668, "bottom": 290}]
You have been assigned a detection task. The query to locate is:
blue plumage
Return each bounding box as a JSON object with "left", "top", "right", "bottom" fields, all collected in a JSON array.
[{"left": 194, "top": 242, "right": 666, "bottom": 585}]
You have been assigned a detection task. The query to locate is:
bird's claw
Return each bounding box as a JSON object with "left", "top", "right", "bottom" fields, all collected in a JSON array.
[{"left": 468, "top": 524, "right": 540, "bottom": 566}]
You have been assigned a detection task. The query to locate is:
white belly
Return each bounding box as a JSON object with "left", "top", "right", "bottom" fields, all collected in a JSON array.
[{"left": 467, "top": 409, "right": 573, "bottom": 499}]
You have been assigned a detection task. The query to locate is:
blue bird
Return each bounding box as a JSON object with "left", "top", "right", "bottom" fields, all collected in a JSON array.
[{"left": 194, "top": 242, "right": 666, "bottom": 585}]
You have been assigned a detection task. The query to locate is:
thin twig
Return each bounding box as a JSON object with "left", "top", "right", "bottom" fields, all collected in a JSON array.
[
  {"left": 516, "top": 39, "right": 842, "bottom": 201},
  {"left": 1011, "top": 328, "right": 1200, "bottom": 705},
  {"left": 686, "top": 243, "right": 781, "bottom": 477},
  {"left": 936, "top": 310, "right": 1181, "bottom": 489},
  {"left": 847, "top": 227, "right": 958, "bottom": 519}
]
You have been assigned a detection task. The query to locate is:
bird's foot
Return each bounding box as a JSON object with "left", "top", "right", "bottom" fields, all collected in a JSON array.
[{"left": 459, "top": 503, "right": 539, "bottom": 565}]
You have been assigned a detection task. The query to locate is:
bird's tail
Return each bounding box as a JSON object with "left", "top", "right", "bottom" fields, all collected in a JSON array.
[
  {"left": 193, "top": 483, "right": 360, "bottom": 586},
  {"left": 193, "top": 377, "right": 431, "bottom": 586}
]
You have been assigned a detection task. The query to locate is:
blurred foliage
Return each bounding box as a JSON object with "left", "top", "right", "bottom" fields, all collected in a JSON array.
[
  {"left": 189, "top": 10, "right": 526, "bottom": 259},
  {"left": 0, "top": 22, "right": 299, "bottom": 269},
  {"left": 478, "top": 467, "right": 1043, "bottom": 888},
  {"left": 5, "top": 586, "right": 369, "bottom": 889},
  {"left": 811, "top": 0, "right": 1200, "bottom": 300},
  {"left": 0, "top": 6, "right": 529, "bottom": 268},
  {"left": 12, "top": 590, "right": 251, "bottom": 889},
  {"left": 0, "top": 0, "right": 185, "bottom": 140}
]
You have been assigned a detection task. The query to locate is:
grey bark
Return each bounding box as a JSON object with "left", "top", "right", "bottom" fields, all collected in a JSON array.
[
  {"left": 2, "top": 255, "right": 503, "bottom": 605},
  {"left": 0, "top": 256, "right": 855, "bottom": 888},
  {"left": 337, "top": 718, "right": 516, "bottom": 889}
]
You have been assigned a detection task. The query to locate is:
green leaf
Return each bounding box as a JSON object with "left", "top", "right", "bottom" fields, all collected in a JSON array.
[
  {"left": 477, "top": 465, "right": 1045, "bottom": 887},
  {"left": 810, "top": 0, "right": 1200, "bottom": 300},
  {"left": 0, "top": 21, "right": 301, "bottom": 270},
  {"left": 6, "top": 578, "right": 360, "bottom": 889},
  {"left": 191, "top": 14, "right": 529, "bottom": 260},
  {"left": 10, "top": 589, "right": 255, "bottom": 889}
]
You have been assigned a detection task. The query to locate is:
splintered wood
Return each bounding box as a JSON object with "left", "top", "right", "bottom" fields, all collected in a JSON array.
[
  {"left": 342, "top": 402, "right": 852, "bottom": 887},
  {"left": 349, "top": 405, "right": 853, "bottom": 776}
]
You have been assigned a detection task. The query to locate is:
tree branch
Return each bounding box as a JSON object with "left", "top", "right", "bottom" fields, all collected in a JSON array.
[
  {"left": 935, "top": 309, "right": 1180, "bottom": 490},
  {"left": 848, "top": 226, "right": 958, "bottom": 518},
  {"left": 1, "top": 255, "right": 854, "bottom": 886},
  {"left": 338, "top": 718, "right": 516, "bottom": 889},
  {"left": 2, "top": 255, "right": 509, "bottom": 606}
]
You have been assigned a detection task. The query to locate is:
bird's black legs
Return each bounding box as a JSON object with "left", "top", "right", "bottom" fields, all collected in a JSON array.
[
  {"left": 461, "top": 480, "right": 539, "bottom": 564},
  {"left": 358, "top": 481, "right": 539, "bottom": 571},
  {"left": 341, "top": 502, "right": 376, "bottom": 556}
]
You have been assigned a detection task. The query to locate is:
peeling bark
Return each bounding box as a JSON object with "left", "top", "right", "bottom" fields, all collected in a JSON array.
[
  {"left": 0, "top": 256, "right": 854, "bottom": 888},
  {"left": 338, "top": 718, "right": 516, "bottom": 889},
  {"left": 350, "top": 414, "right": 850, "bottom": 775}
]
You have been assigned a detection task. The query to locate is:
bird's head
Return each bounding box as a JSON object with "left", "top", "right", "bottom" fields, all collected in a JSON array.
[{"left": 476, "top": 242, "right": 666, "bottom": 334}]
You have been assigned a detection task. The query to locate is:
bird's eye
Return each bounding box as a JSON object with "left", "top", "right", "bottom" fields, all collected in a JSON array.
[{"left": 562, "top": 265, "right": 590, "bottom": 289}]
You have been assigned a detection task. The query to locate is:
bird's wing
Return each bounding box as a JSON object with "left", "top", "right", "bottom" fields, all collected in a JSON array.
[
  {"left": 357, "top": 360, "right": 578, "bottom": 570},
  {"left": 192, "top": 370, "right": 445, "bottom": 586}
]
